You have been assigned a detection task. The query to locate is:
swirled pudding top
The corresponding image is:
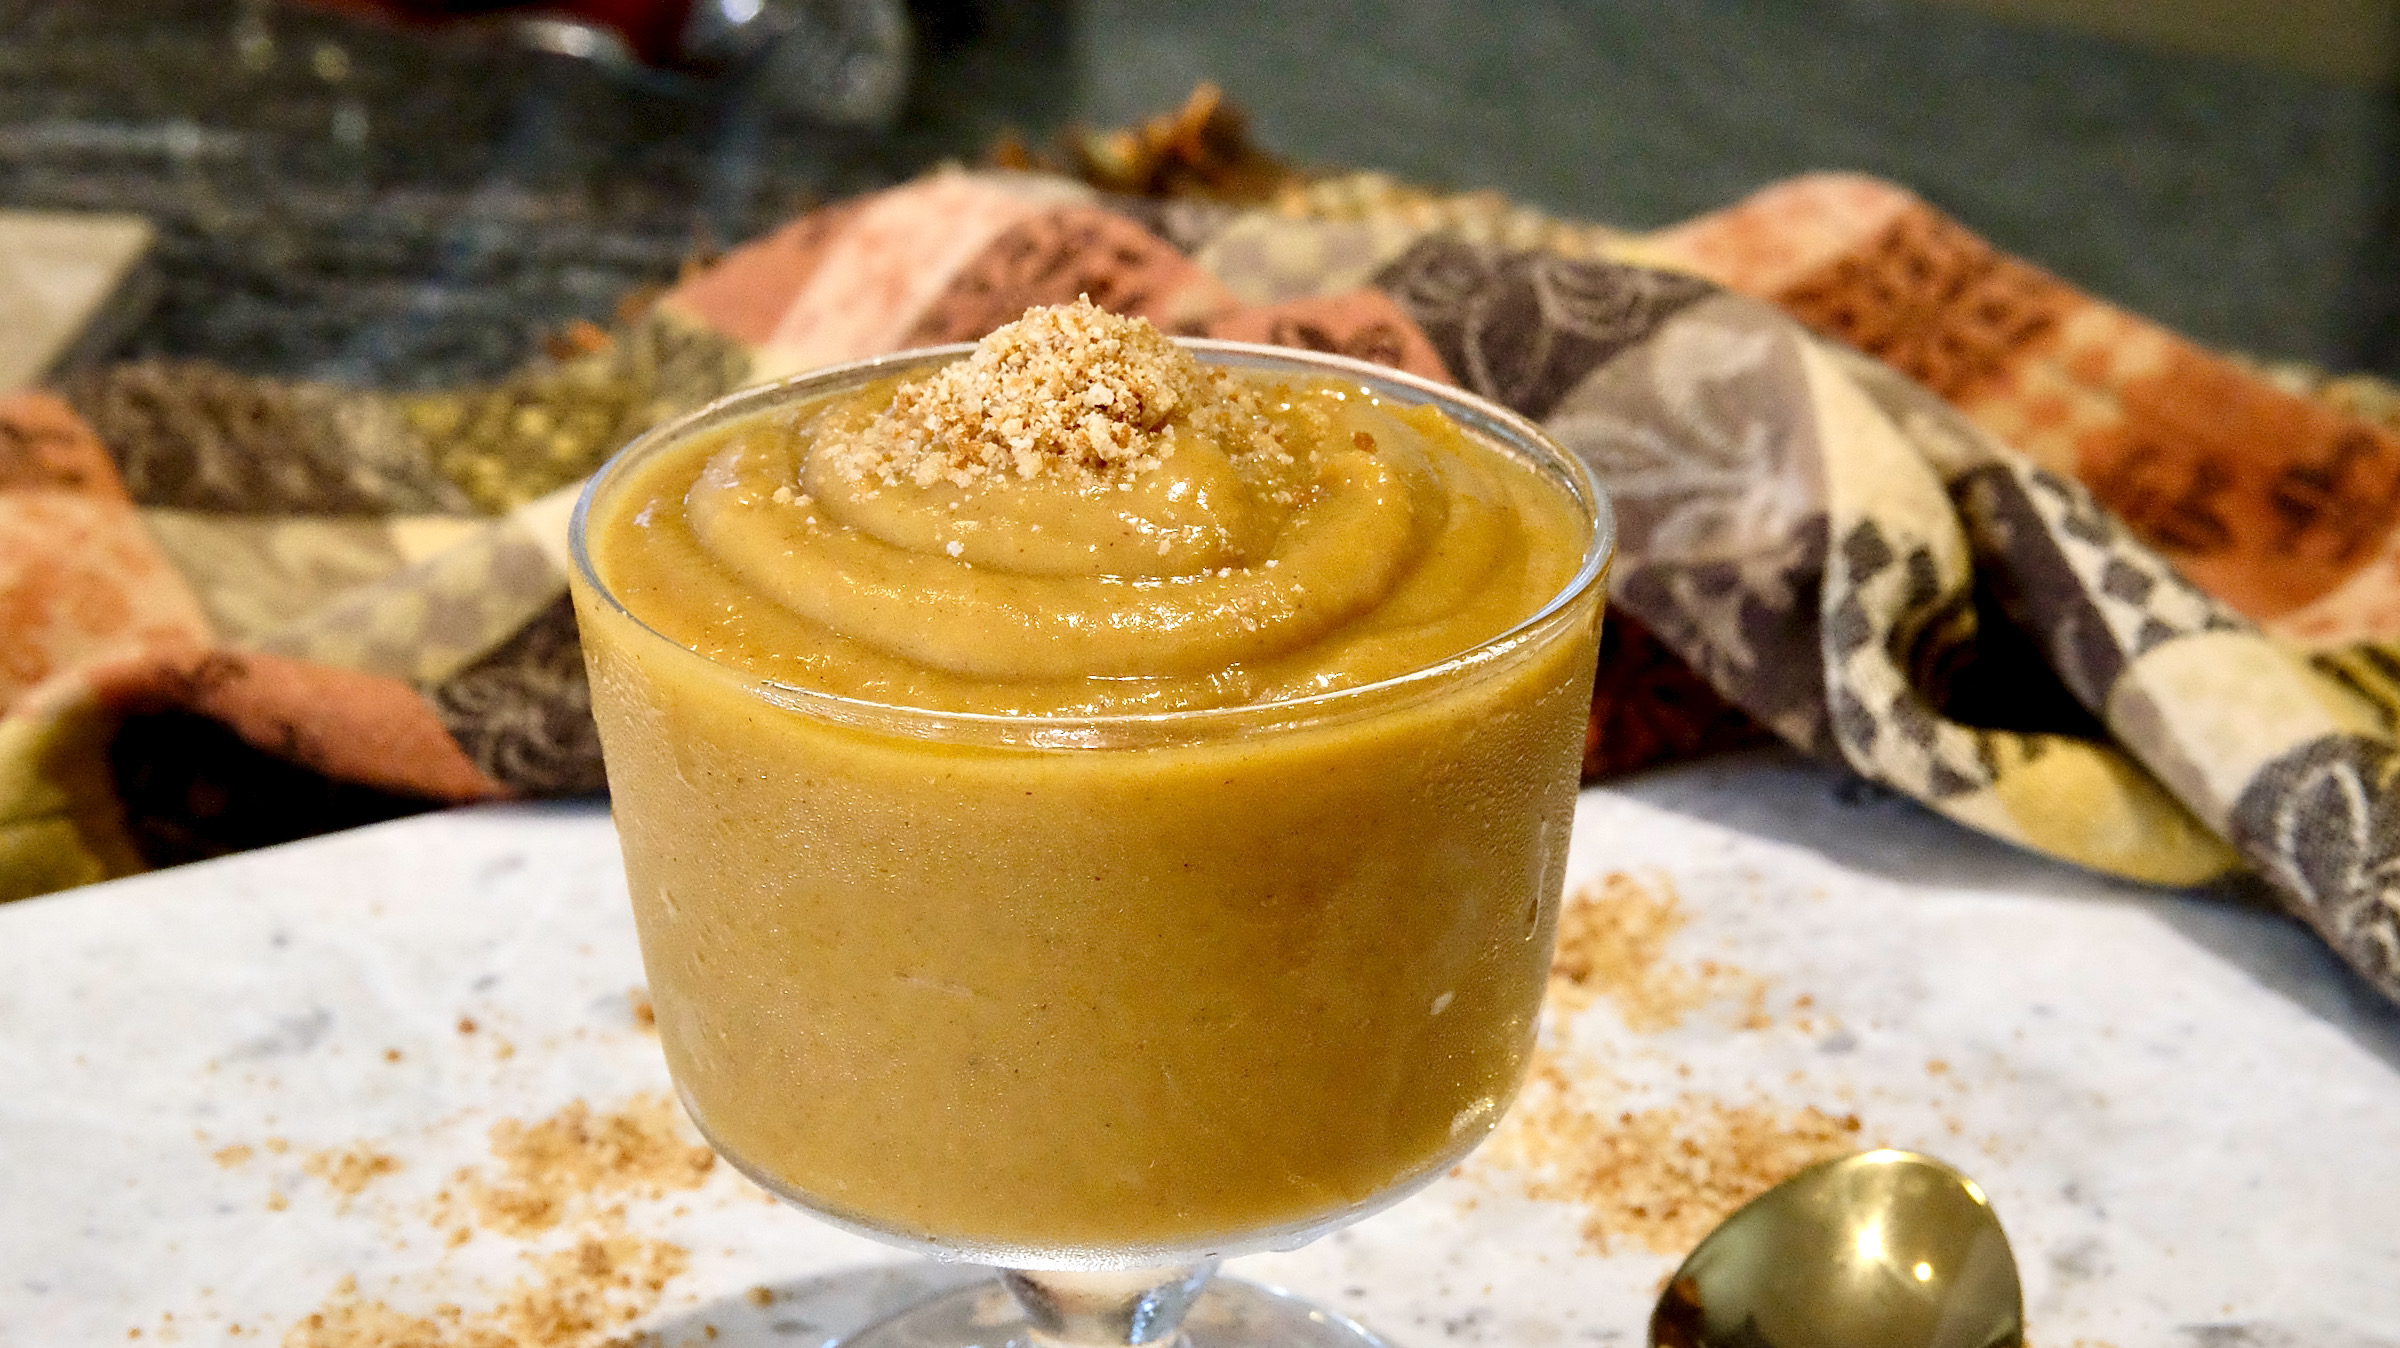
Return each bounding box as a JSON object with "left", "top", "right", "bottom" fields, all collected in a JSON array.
[{"left": 586, "top": 301, "right": 1591, "bottom": 717}]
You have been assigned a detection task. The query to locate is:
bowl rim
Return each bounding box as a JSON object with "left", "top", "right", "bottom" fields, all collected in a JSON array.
[{"left": 568, "top": 337, "right": 1617, "bottom": 740}]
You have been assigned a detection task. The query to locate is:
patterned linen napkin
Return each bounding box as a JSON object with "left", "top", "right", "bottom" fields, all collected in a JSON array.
[{"left": 4, "top": 166, "right": 2397, "bottom": 1011}]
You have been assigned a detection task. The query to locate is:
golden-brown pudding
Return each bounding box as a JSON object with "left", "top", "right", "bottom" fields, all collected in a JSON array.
[{"left": 571, "top": 302, "right": 1608, "bottom": 1261}]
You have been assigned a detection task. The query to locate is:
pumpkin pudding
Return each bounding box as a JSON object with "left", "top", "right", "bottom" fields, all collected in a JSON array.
[{"left": 571, "top": 301, "right": 1609, "bottom": 1262}]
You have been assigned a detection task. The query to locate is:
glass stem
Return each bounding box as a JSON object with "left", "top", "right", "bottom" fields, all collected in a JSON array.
[{"left": 999, "top": 1262, "right": 1222, "bottom": 1347}]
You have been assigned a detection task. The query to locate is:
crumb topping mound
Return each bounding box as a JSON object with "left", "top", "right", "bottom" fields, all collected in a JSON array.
[{"left": 821, "top": 297, "right": 1267, "bottom": 488}]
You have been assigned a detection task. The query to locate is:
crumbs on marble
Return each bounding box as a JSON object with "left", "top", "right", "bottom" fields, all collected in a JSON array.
[
  {"left": 435, "top": 1094, "right": 715, "bottom": 1241},
  {"left": 628, "top": 987, "right": 656, "bottom": 1033},
  {"left": 1786, "top": 991, "right": 1838, "bottom": 1038},
  {"left": 1484, "top": 1054, "right": 1866, "bottom": 1256},
  {"left": 1477, "top": 884, "right": 1866, "bottom": 1256},
  {"left": 277, "top": 1095, "right": 715, "bottom": 1348},
  {"left": 213, "top": 1143, "right": 254, "bottom": 1169},
  {"left": 283, "top": 1227, "right": 687, "bottom": 1348},
  {"left": 306, "top": 1145, "right": 402, "bottom": 1199},
  {"left": 1547, "top": 871, "right": 1771, "bottom": 1031}
]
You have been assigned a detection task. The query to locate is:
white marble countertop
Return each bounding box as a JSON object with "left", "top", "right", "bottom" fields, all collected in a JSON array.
[{"left": 5, "top": 750, "right": 2398, "bottom": 1348}]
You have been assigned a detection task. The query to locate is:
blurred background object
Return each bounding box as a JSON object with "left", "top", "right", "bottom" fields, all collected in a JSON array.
[
  {"left": 306, "top": 0, "right": 914, "bottom": 126},
  {"left": 0, "top": 210, "right": 156, "bottom": 391},
  {"left": 0, "top": 0, "right": 2393, "bottom": 385}
]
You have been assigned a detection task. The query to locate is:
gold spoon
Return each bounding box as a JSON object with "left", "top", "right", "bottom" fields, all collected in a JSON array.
[{"left": 1650, "top": 1149, "right": 2024, "bottom": 1348}]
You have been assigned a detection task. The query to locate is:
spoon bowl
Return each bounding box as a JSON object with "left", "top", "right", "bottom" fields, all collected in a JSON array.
[{"left": 1649, "top": 1149, "right": 2023, "bottom": 1348}]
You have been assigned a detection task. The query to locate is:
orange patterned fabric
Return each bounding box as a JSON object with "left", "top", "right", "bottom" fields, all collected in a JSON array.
[
  {"left": 1770, "top": 207, "right": 2075, "bottom": 406},
  {"left": 1642, "top": 172, "right": 1908, "bottom": 297},
  {"left": 0, "top": 493, "right": 206, "bottom": 705},
  {"left": 75, "top": 648, "right": 500, "bottom": 802},
  {"left": 0, "top": 392, "right": 128, "bottom": 498},
  {"left": 660, "top": 200, "right": 866, "bottom": 347},
  {"left": 1196, "top": 291, "right": 1454, "bottom": 384},
  {"left": 903, "top": 204, "right": 1237, "bottom": 345},
  {"left": 1650, "top": 174, "right": 2400, "bottom": 641},
  {"left": 0, "top": 393, "right": 212, "bottom": 707},
  {"left": 2077, "top": 348, "right": 2400, "bottom": 621}
]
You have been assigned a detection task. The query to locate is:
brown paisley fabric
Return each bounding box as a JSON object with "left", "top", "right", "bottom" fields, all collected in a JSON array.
[
  {"left": 58, "top": 362, "right": 468, "bottom": 516},
  {"left": 1375, "top": 237, "right": 1716, "bottom": 419},
  {"left": 425, "top": 594, "right": 606, "bottom": 797}
]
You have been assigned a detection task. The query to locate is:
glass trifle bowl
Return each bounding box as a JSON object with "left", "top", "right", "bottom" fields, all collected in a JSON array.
[{"left": 568, "top": 324, "right": 1614, "bottom": 1348}]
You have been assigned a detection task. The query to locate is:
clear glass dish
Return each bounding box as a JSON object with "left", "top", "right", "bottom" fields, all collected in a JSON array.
[{"left": 569, "top": 340, "right": 1615, "bottom": 1347}]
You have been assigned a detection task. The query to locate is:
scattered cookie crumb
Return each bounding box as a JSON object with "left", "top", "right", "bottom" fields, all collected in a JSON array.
[
  {"left": 1489, "top": 1057, "right": 1865, "bottom": 1255},
  {"left": 284, "top": 1223, "right": 690, "bottom": 1348},
  {"left": 273, "top": 1096, "right": 716, "bottom": 1347},
  {"left": 440, "top": 1095, "right": 715, "bottom": 1239},
  {"left": 213, "top": 1144, "right": 254, "bottom": 1169},
  {"left": 627, "top": 989, "right": 655, "bottom": 1033},
  {"left": 1548, "top": 872, "right": 1767, "bottom": 1031},
  {"left": 305, "top": 1146, "right": 402, "bottom": 1199}
]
